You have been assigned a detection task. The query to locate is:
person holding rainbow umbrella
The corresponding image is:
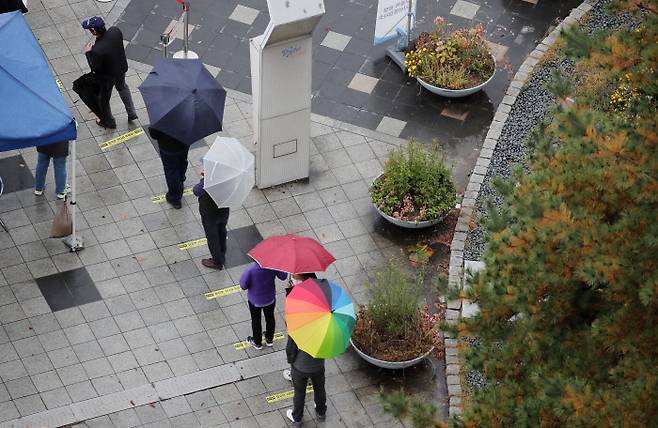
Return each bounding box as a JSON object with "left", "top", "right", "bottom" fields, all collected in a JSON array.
[{"left": 284, "top": 277, "right": 356, "bottom": 426}]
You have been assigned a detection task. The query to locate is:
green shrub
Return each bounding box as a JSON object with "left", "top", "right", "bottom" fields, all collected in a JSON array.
[
  {"left": 367, "top": 261, "right": 423, "bottom": 337},
  {"left": 370, "top": 142, "right": 456, "bottom": 222}
]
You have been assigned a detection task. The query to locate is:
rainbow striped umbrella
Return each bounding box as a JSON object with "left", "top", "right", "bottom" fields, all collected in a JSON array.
[{"left": 285, "top": 278, "right": 356, "bottom": 359}]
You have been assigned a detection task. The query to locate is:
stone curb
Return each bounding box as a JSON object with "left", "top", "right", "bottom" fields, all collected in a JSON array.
[{"left": 444, "top": 0, "right": 594, "bottom": 418}]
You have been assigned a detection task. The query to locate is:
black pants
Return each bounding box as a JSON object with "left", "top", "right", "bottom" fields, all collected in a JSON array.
[
  {"left": 159, "top": 148, "right": 189, "bottom": 202},
  {"left": 98, "top": 74, "right": 136, "bottom": 127},
  {"left": 248, "top": 300, "right": 275, "bottom": 346},
  {"left": 292, "top": 366, "right": 326, "bottom": 422},
  {"left": 200, "top": 201, "right": 229, "bottom": 266}
]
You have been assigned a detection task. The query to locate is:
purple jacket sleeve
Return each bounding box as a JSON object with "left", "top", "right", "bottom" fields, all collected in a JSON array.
[
  {"left": 192, "top": 178, "right": 205, "bottom": 197},
  {"left": 239, "top": 265, "right": 251, "bottom": 290}
]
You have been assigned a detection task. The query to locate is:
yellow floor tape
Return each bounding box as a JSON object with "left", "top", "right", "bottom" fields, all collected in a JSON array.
[
  {"left": 266, "top": 385, "right": 314, "bottom": 404},
  {"left": 151, "top": 188, "right": 193, "bottom": 203},
  {"left": 177, "top": 238, "right": 207, "bottom": 251},
  {"left": 233, "top": 332, "right": 285, "bottom": 350},
  {"left": 204, "top": 285, "right": 241, "bottom": 300},
  {"left": 99, "top": 127, "right": 144, "bottom": 150}
]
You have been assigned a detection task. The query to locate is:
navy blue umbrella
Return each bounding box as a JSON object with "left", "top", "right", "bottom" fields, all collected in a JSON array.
[{"left": 138, "top": 59, "right": 226, "bottom": 146}]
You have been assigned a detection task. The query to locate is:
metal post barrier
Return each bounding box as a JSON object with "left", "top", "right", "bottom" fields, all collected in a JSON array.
[
  {"left": 161, "top": 19, "right": 177, "bottom": 58},
  {"left": 173, "top": 1, "right": 198, "bottom": 59}
]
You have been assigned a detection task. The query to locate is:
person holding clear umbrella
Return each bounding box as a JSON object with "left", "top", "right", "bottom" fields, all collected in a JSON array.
[{"left": 193, "top": 171, "right": 229, "bottom": 270}]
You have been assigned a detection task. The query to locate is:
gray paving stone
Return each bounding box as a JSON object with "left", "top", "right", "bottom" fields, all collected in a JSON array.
[
  {"left": 109, "top": 408, "right": 141, "bottom": 428},
  {"left": 14, "top": 393, "right": 46, "bottom": 416},
  {"left": 40, "top": 386, "right": 73, "bottom": 409},
  {"left": 168, "top": 355, "right": 199, "bottom": 377},
  {"left": 169, "top": 412, "right": 200, "bottom": 428},
  {"left": 30, "top": 370, "right": 63, "bottom": 393},
  {"left": 114, "top": 311, "right": 146, "bottom": 333},
  {"left": 23, "top": 353, "right": 55, "bottom": 376},
  {"left": 194, "top": 405, "right": 228, "bottom": 426},
  {"left": 48, "top": 347, "right": 80, "bottom": 369},
  {"left": 64, "top": 323, "right": 96, "bottom": 345},
  {"left": 99, "top": 333, "right": 131, "bottom": 356},
  {"left": 0, "top": 401, "right": 20, "bottom": 422},
  {"left": 57, "top": 363, "right": 88, "bottom": 386},
  {"left": 116, "top": 368, "right": 149, "bottom": 390},
  {"left": 82, "top": 357, "right": 114, "bottom": 379},
  {"left": 133, "top": 345, "right": 165, "bottom": 366},
  {"left": 161, "top": 395, "right": 193, "bottom": 418},
  {"left": 6, "top": 376, "right": 37, "bottom": 399},
  {"left": 192, "top": 349, "right": 223, "bottom": 371},
  {"left": 143, "top": 361, "right": 175, "bottom": 383},
  {"left": 13, "top": 336, "right": 45, "bottom": 359}
]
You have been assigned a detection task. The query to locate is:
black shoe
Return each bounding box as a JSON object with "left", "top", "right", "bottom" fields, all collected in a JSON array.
[
  {"left": 165, "top": 197, "right": 182, "bottom": 209},
  {"left": 127, "top": 114, "right": 138, "bottom": 122},
  {"left": 247, "top": 336, "right": 262, "bottom": 350},
  {"left": 96, "top": 118, "right": 116, "bottom": 129},
  {"left": 201, "top": 258, "right": 223, "bottom": 270}
]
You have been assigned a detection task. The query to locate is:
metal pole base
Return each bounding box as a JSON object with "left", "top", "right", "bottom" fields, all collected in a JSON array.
[
  {"left": 173, "top": 50, "right": 199, "bottom": 59},
  {"left": 386, "top": 47, "right": 407, "bottom": 73},
  {"left": 63, "top": 235, "right": 85, "bottom": 252}
]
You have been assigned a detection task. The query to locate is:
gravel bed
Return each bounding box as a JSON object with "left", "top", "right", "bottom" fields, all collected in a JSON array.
[
  {"left": 463, "top": 0, "right": 639, "bottom": 262},
  {"left": 463, "top": 0, "right": 641, "bottom": 392}
]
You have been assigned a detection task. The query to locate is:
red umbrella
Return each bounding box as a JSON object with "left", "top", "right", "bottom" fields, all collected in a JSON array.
[{"left": 248, "top": 234, "right": 335, "bottom": 274}]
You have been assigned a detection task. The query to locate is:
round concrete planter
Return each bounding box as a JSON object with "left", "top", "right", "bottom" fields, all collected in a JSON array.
[
  {"left": 371, "top": 174, "right": 449, "bottom": 229},
  {"left": 350, "top": 339, "right": 434, "bottom": 369},
  {"left": 417, "top": 55, "right": 496, "bottom": 98},
  {"left": 373, "top": 203, "right": 446, "bottom": 229}
]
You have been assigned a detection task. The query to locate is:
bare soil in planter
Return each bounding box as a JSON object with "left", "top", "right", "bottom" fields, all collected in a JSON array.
[
  {"left": 352, "top": 209, "right": 457, "bottom": 362},
  {"left": 352, "top": 308, "right": 437, "bottom": 362}
]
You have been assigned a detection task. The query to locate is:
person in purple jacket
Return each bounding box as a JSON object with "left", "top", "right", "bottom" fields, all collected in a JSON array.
[{"left": 240, "top": 261, "right": 287, "bottom": 350}]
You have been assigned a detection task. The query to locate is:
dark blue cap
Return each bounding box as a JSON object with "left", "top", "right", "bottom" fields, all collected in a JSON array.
[{"left": 81, "top": 16, "right": 105, "bottom": 30}]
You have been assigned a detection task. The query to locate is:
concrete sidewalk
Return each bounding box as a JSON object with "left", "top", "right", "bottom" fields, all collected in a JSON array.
[{"left": 0, "top": 1, "right": 445, "bottom": 427}]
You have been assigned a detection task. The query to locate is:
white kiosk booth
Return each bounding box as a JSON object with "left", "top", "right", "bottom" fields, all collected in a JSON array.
[{"left": 249, "top": 0, "right": 325, "bottom": 188}]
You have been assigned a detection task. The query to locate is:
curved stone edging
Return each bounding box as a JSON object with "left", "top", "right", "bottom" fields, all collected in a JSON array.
[{"left": 443, "top": 0, "right": 595, "bottom": 417}]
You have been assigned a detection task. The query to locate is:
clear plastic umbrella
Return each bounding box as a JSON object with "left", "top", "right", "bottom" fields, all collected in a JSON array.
[{"left": 203, "top": 137, "right": 255, "bottom": 208}]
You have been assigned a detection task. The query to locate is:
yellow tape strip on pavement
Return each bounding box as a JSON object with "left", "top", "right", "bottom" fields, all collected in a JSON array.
[
  {"left": 266, "top": 385, "right": 314, "bottom": 404},
  {"left": 99, "top": 127, "right": 144, "bottom": 150},
  {"left": 204, "top": 285, "right": 241, "bottom": 300},
  {"left": 177, "top": 238, "right": 207, "bottom": 251},
  {"left": 234, "top": 332, "right": 286, "bottom": 350},
  {"left": 151, "top": 188, "right": 193, "bottom": 203},
  {"left": 55, "top": 79, "right": 63, "bottom": 91}
]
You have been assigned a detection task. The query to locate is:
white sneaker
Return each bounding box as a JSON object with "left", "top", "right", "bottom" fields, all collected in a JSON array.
[
  {"left": 283, "top": 368, "right": 292, "bottom": 381},
  {"left": 34, "top": 189, "right": 43, "bottom": 196},
  {"left": 56, "top": 184, "right": 70, "bottom": 200},
  {"left": 286, "top": 409, "right": 302, "bottom": 426}
]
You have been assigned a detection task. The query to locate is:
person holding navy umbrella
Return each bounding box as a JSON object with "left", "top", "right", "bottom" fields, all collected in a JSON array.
[{"left": 138, "top": 58, "right": 227, "bottom": 210}]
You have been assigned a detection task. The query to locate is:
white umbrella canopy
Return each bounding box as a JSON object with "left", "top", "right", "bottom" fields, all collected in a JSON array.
[{"left": 203, "top": 137, "right": 255, "bottom": 208}]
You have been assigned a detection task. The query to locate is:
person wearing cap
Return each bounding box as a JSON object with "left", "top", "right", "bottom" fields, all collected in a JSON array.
[{"left": 82, "top": 16, "right": 137, "bottom": 129}]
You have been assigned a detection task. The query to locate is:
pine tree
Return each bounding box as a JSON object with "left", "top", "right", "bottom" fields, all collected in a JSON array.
[{"left": 459, "top": 6, "right": 657, "bottom": 428}]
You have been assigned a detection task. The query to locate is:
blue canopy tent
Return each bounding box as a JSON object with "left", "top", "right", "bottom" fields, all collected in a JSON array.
[{"left": 0, "top": 10, "right": 82, "bottom": 250}]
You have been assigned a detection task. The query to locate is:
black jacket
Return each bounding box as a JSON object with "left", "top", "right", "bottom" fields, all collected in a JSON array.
[
  {"left": 85, "top": 27, "right": 128, "bottom": 78},
  {"left": 286, "top": 337, "right": 324, "bottom": 374},
  {"left": 149, "top": 127, "right": 189, "bottom": 155},
  {"left": 0, "top": 0, "right": 28, "bottom": 13},
  {"left": 37, "top": 141, "right": 69, "bottom": 158}
]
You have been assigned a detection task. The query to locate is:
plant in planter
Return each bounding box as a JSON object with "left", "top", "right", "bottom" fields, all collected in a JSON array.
[
  {"left": 404, "top": 17, "right": 495, "bottom": 96},
  {"left": 370, "top": 142, "right": 456, "bottom": 227},
  {"left": 350, "top": 261, "right": 443, "bottom": 366}
]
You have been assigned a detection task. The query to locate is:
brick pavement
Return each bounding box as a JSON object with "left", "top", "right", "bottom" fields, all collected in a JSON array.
[{"left": 0, "top": 1, "right": 445, "bottom": 427}]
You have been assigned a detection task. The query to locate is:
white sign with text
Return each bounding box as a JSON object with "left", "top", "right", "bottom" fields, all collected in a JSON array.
[{"left": 373, "top": 0, "right": 417, "bottom": 45}]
